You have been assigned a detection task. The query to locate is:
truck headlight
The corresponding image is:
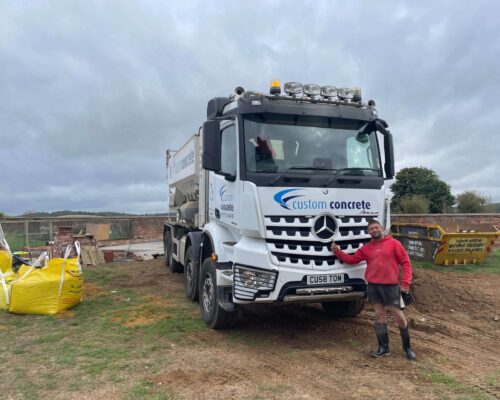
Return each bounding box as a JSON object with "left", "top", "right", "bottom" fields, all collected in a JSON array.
[{"left": 234, "top": 265, "right": 277, "bottom": 290}]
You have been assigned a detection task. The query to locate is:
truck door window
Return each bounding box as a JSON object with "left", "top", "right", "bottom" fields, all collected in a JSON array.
[{"left": 220, "top": 124, "right": 237, "bottom": 176}]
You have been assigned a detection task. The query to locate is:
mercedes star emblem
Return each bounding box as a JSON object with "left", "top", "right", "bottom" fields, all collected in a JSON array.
[{"left": 312, "top": 214, "right": 338, "bottom": 242}]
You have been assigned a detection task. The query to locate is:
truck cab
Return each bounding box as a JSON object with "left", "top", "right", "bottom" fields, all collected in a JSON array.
[{"left": 164, "top": 81, "right": 395, "bottom": 329}]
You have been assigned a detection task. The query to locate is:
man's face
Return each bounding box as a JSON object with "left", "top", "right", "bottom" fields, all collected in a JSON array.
[{"left": 368, "top": 223, "right": 384, "bottom": 239}]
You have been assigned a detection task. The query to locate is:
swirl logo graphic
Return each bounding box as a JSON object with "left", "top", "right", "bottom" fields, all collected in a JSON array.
[
  {"left": 273, "top": 189, "right": 303, "bottom": 210},
  {"left": 219, "top": 185, "right": 234, "bottom": 202}
]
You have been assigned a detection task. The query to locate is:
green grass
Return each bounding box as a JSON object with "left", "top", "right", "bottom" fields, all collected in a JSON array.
[
  {"left": 484, "top": 369, "right": 500, "bottom": 386},
  {"left": 126, "top": 380, "right": 175, "bottom": 400},
  {"left": 413, "top": 249, "right": 500, "bottom": 274},
  {"left": 5, "top": 233, "right": 47, "bottom": 252},
  {"left": 256, "top": 383, "right": 291, "bottom": 396},
  {"left": 422, "top": 368, "right": 496, "bottom": 400},
  {"left": 0, "top": 262, "right": 207, "bottom": 399}
]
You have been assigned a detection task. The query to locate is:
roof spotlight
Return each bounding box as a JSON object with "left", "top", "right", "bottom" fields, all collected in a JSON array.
[
  {"left": 284, "top": 82, "right": 303, "bottom": 95},
  {"left": 321, "top": 85, "right": 337, "bottom": 98},
  {"left": 303, "top": 83, "right": 320, "bottom": 97},
  {"left": 337, "top": 87, "right": 354, "bottom": 100}
]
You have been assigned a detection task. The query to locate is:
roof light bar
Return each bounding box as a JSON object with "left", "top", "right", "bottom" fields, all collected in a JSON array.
[
  {"left": 284, "top": 82, "right": 303, "bottom": 95},
  {"left": 337, "top": 87, "right": 354, "bottom": 100},
  {"left": 303, "top": 83, "right": 320, "bottom": 97},
  {"left": 321, "top": 85, "right": 337, "bottom": 99}
]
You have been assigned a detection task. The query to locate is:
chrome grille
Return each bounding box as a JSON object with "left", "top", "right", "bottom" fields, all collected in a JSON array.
[{"left": 265, "top": 215, "right": 376, "bottom": 270}]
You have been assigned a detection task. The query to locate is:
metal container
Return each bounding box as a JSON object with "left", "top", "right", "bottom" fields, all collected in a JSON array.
[{"left": 390, "top": 222, "right": 499, "bottom": 265}]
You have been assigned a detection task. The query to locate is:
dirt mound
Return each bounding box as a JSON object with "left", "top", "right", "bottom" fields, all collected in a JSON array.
[{"left": 411, "top": 268, "right": 497, "bottom": 318}]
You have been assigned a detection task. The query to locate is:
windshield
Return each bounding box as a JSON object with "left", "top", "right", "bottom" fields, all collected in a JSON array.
[{"left": 243, "top": 114, "right": 381, "bottom": 175}]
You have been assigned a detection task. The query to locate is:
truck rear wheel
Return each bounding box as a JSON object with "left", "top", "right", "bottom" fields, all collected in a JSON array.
[
  {"left": 199, "top": 258, "right": 238, "bottom": 329},
  {"left": 164, "top": 233, "right": 183, "bottom": 273},
  {"left": 184, "top": 246, "right": 198, "bottom": 301},
  {"left": 321, "top": 299, "right": 365, "bottom": 319}
]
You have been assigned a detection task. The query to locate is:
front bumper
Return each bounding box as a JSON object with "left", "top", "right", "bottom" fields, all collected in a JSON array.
[{"left": 215, "top": 236, "right": 367, "bottom": 304}]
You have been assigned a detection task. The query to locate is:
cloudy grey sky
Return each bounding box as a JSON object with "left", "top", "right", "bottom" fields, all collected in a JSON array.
[{"left": 1, "top": 0, "right": 499, "bottom": 215}]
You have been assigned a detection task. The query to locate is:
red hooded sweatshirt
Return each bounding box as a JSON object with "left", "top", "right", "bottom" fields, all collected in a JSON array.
[{"left": 334, "top": 235, "right": 412, "bottom": 290}]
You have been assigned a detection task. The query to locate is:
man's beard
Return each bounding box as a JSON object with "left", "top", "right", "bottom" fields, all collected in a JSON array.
[{"left": 371, "top": 232, "right": 383, "bottom": 239}]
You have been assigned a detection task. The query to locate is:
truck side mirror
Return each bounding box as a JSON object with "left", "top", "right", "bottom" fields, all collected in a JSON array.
[
  {"left": 375, "top": 119, "right": 389, "bottom": 135},
  {"left": 202, "top": 120, "right": 221, "bottom": 171},
  {"left": 384, "top": 133, "right": 395, "bottom": 179}
]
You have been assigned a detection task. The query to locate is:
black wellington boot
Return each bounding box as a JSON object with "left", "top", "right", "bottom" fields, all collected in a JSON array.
[
  {"left": 369, "top": 323, "right": 391, "bottom": 357},
  {"left": 400, "top": 326, "right": 417, "bottom": 360}
]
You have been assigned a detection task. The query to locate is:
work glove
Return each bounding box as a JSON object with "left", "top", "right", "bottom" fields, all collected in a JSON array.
[{"left": 401, "top": 291, "right": 415, "bottom": 307}]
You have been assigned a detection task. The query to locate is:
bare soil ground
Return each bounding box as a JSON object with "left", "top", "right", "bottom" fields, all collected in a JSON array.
[
  {"left": 121, "top": 260, "right": 500, "bottom": 399},
  {"left": 2, "top": 258, "right": 499, "bottom": 400}
]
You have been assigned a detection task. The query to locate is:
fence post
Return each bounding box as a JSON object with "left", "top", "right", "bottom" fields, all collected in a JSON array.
[{"left": 24, "top": 220, "right": 29, "bottom": 248}]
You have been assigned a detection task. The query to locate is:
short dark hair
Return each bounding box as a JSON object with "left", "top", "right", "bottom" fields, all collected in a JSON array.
[{"left": 367, "top": 219, "right": 382, "bottom": 228}]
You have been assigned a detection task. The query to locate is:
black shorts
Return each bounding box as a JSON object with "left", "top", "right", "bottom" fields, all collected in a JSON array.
[{"left": 367, "top": 283, "right": 401, "bottom": 307}]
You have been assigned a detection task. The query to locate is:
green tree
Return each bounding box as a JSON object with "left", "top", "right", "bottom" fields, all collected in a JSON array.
[
  {"left": 397, "top": 195, "right": 430, "bottom": 214},
  {"left": 456, "top": 191, "right": 488, "bottom": 213},
  {"left": 391, "top": 167, "right": 455, "bottom": 213}
]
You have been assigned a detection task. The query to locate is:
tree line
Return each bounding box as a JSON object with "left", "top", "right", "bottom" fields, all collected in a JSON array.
[{"left": 391, "top": 167, "right": 498, "bottom": 214}]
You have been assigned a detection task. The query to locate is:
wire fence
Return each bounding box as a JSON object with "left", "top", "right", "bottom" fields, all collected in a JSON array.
[{"left": 0, "top": 216, "right": 174, "bottom": 252}]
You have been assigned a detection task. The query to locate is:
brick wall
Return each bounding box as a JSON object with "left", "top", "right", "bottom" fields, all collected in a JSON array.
[{"left": 392, "top": 213, "right": 500, "bottom": 228}]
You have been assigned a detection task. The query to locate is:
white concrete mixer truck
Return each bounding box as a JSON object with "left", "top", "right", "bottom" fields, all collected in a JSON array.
[{"left": 164, "top": 81, "right": 395, "bottom": 329}]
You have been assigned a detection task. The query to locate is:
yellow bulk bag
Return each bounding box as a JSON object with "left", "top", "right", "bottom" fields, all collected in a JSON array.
[
  {"left": 0, "top": 250, "right": 12, "bottom": 274},
  {"left": 0, "top": 239, "right": 15, "bottom": 310},
  {"left": 9, "top": 243, "right": 83, "bottom": 315},
  {"left": 0, "top": 271, "right": 15, "bottom": 311}
]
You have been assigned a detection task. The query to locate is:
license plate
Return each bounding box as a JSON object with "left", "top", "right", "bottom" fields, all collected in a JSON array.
[{"left": 306, "top": 274, "right": 344, "bottom": 285}]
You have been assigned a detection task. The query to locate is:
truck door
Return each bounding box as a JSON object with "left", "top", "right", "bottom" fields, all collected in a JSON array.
[{"left": 210, "top": 122, "right": 239, "bottom": 228}]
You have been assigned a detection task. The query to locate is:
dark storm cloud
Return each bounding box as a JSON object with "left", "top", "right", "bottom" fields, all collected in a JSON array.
[{"left": 1, "top": 0, "right": 499, "bottom": 214}]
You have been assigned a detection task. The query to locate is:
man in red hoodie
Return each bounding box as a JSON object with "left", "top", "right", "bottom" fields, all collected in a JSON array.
[{"left": 331, "top": 219, "right": 416, "bottom": 360}]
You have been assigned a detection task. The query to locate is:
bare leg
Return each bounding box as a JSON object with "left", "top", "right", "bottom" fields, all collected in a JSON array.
[
  {"left": 390, "top": 306, "right": 408, "bottom": 329},
  {"left": 373, "top": 303, "right": 386, "bottom": 324}
]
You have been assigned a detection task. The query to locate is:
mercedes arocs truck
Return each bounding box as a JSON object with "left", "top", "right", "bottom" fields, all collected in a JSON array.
[{"left": 164, "top": 81, "right": 395, "bottom": 329}]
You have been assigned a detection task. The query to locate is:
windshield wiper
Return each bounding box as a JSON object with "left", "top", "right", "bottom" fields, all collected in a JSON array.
[
  {"left": 269, "top": 166, "right": 338, "bottom": 185},
  {"left": 323, "top": 168, "right": 380, "bottom": 187},
  {"left": 287, "top": 166, "right": 336, "bottom": 171},
  {"left": 269, "top": 174, "right": 311, "bottom": 185}
]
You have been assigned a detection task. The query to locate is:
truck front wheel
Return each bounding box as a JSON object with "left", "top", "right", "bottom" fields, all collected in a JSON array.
[
  {"left": 321, "top": 299, "right": 365, "bottom": 319},
  {"left": 184, "top": 246, "right": 198, "bottom": 301},
  {"left": 199, "top": 258, "right": 238, "bottom": 329},
  {"left": 164, "top": 233, "right": 183, "bottom": 273}
]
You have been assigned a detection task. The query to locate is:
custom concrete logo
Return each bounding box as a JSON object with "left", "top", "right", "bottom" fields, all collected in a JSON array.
[{"left": 274, "top": 188, "right": 373, "bottom": 211}]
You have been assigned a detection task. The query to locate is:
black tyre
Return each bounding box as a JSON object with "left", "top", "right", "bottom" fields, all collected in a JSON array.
[
  {"left": 184, "top": 246, "right": 198, "bottom": 301},
  {"left": 164, "top": 232, "right": 183, "bottom": 273},
  {"left": 199, "top": 258, "right": 238, "bottom": 329},
  {"left": 321, "top": 299, "right": 365, "bottom": 319}
]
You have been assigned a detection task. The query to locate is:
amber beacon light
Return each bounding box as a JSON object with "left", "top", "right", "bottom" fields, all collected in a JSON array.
[{"left": 269, "top": 79, "right": 281, "bottom": 95}]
